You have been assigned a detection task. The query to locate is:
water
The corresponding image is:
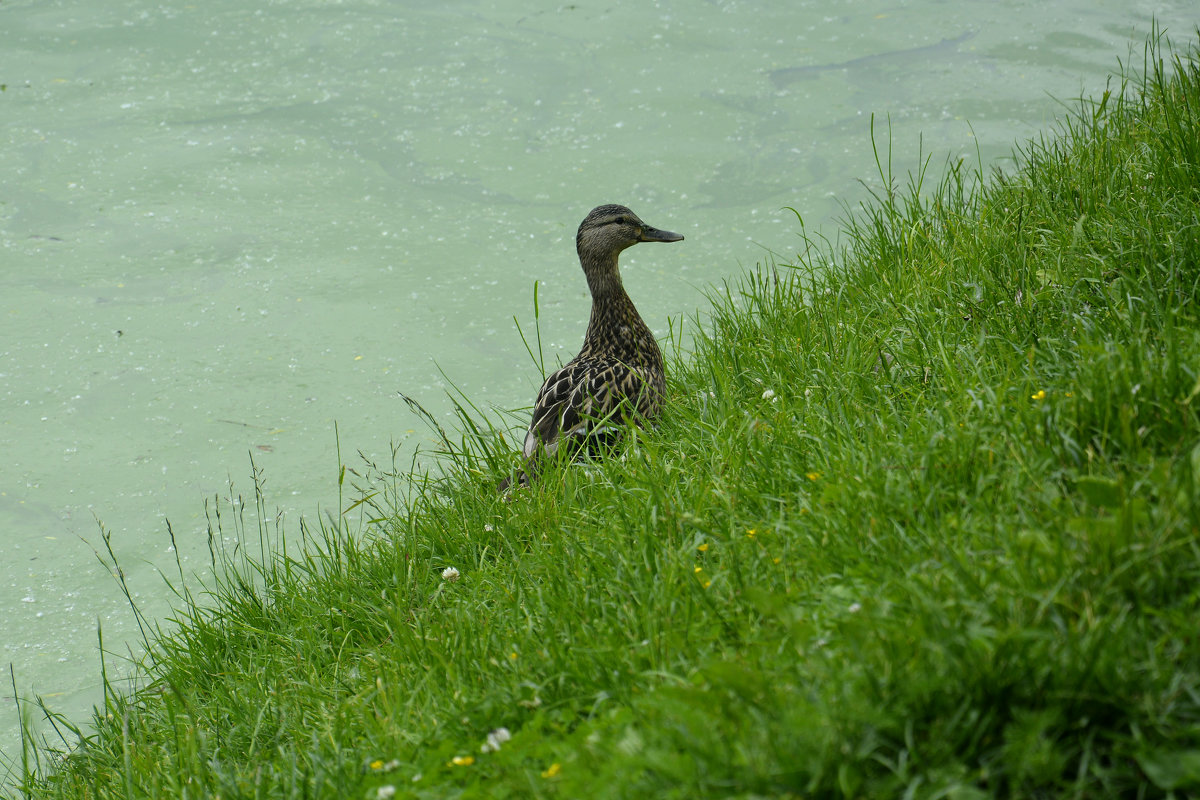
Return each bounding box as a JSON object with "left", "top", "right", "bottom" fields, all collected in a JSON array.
[{"left": 1, "top": 0, "right": 1191, "bottom": 770}]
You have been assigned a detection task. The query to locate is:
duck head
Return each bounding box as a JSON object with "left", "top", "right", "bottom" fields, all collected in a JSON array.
[{"left": 576, "top": 204, "right": 684, "bottom": 264}]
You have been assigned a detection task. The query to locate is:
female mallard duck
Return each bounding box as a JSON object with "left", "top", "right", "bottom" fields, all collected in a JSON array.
[{"left": 502, "top": 204, "right": 684, "bottom": 490}]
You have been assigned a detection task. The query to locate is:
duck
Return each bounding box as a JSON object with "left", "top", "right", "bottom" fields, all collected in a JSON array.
[{"left": 501, "top": 204, "right": 684, "bottom": 491}]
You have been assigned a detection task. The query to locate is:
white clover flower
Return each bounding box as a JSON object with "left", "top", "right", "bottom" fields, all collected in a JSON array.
[
  {"left": 442, "top": 566, "right": 460, "bottom": 582},
  {"left": 376, "top": 786, "right": 397, "bottom": 800},
  {"left": 761, "top": 388, "right": 775, "bottom": 401},
  {"left": 848, "top": 603, "right": 862, "bottom": 614},
  {"left": 481, "top": 727, "right": 512, "bottom": 753}
]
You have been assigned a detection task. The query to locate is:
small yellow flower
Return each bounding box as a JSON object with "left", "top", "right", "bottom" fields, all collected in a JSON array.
[
  {"left": 694, "top": 566, "right": 703, "bottom": 573},
  {"left": 746, "top": 528, "right": 757, "bottom": 538},
  {"left": 449, "top": 755, "right": 475, "bottom": 767},
  {"left": 702, "top": 580, "right": 712, "bottom": 589},
  {"left": 369, "top": 760, "right": 385, "bottom": 771},
  {"left": 509, "top": 651, "right": 518, "bottom": 660},
  {"left": 697, "top": 543, "right": 709, "bottom": 552},
  {"left": 1031, "top": 390, "right": 1046, "bottom": 401},
  {"left": 542, "top": 763, "right": 562, "bottom": 779},
  {"left": 1065, "top": 392, "right": 1074, "bottom": 397},
  {"left": 806, "top": 471, "right": 821, "bottom": 481},
  {"left": 772, "top": 557, "right": 782, "bottom": 564}
]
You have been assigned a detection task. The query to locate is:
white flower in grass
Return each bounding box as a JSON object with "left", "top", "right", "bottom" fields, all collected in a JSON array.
[
  {"left": 848, "top": 602, "right": 862, "bottom": 614},
  {"left": 376, "top": 786, "right": 396, "bottom": 800},
  {"left": 441, "top": 566, "right": 460, "bottom": 582},
  {"left": 761, "top": 388, "right": 777, "bottom": 402},
  {"left": 481, "top": 727, "right": 512, "bottom": 753}
]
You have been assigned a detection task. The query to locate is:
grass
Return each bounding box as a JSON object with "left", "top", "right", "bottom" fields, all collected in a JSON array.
[{"left": 6, "top": 28, "right": 1200, "bottom": 799}]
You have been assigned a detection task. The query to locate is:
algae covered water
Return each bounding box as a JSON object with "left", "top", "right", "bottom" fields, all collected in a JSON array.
[{"left": 1, "top": 0, "right": 1192, "bottom": 767}]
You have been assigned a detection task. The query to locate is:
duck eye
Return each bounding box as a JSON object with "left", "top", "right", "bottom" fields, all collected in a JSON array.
[{"left": 614, "top": 216, "right": 628, "bottom": 225}]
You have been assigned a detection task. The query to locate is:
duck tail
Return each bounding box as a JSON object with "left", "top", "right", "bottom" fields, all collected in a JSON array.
[{"left": 498, "top": 455, "right": 540, "bottom": 495}]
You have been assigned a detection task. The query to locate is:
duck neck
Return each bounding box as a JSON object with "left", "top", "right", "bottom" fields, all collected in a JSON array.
[
  {"left": 582, "top": 251, "right": 626, "bottom": 304},
  {"left": 579, "top": 252, "right": 659, "bottom": 363}
]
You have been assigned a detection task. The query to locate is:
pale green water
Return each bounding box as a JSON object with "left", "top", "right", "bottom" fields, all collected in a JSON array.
[{"left": 1, "top": 0, "right": 1192, "bottom": 770}]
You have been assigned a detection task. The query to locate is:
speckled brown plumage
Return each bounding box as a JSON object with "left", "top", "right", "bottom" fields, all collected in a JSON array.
[{"left": 502, "top": 204, "right": 683, "bottom": 490}]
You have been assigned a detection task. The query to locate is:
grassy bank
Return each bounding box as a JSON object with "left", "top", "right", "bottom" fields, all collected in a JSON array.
[{"left": 9, "top": 31, "right": 1200, "bottom": 799}]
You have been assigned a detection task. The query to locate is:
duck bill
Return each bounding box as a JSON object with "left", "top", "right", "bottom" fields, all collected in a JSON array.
[{"left": 639, "top": 225, "right": 684, "bottom": 243}]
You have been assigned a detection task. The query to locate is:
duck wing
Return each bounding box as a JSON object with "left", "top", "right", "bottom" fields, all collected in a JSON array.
[
  {"left": 523, "top": 356, "right": 665, "bottom": 459},
  {"left": 524, "top": 359, "right": 601, "bottom": 458}
]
